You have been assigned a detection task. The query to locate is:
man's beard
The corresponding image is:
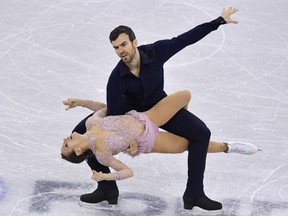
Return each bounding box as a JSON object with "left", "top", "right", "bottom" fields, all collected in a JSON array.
[{"left": 122, "top": 48, "right": 136, "bottom": 64}]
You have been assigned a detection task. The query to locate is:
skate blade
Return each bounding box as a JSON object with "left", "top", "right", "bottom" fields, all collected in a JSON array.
[
  {"left": 186, "top": 207, "right": 224, "bottom": 215},
  {"left": 79, "top": 200, "right": 118, "bottom": 211}
]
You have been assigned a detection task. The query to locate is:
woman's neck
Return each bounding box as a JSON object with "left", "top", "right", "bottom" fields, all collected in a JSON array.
[
  {"left": 85, "top": 131, "right": 96, "bottom": 152},
  {"left": 78, "top": 133, "right": 90, "bottom": 152}
]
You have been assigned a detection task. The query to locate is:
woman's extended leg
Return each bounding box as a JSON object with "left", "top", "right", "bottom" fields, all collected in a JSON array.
[
  {"left": 152, "top": 132, "right": 229, "bottom": 154},
  {"left": 152, "top": 131, "right": 188, "bottom": 153},
  {"left": 208, "top": 141, "right": 228, "bottom": 153},
  {"left": 144, "top": 90, "right": 191, "bottom": 127},
  {"left": 151, "top": 133, "right": 257, "bottom": 154}
]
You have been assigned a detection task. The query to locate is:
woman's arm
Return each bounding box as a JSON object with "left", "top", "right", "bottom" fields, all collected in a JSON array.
[
  {"left": 63, "top": 98, "right": 106, "bottom": 111},
  {"left": 91, "top": 155, "right": 133, "bottom": 181},
  {"left": 91, "top": 107, "right": 107, "bottom": 118}
]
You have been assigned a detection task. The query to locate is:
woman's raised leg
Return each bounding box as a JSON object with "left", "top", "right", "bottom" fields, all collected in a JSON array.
[{"left": 144, "top": 90, "right": 191, "bottom": 127}]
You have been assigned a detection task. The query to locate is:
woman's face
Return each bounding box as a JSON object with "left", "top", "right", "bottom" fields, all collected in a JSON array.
[{"left": 61, "top": 132, "right": 80, "bottom": 157}]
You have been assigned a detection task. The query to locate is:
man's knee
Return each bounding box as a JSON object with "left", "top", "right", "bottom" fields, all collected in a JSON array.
[
  {"left": 192, "top": 124, "right": 211, "bottom": 147},
  {"left": 201, "top": 125, "right": 211, "bottom": 140}
]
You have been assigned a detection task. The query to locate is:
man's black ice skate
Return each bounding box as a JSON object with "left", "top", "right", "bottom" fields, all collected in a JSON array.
[
  {"left": 183, "top": 194, "right": 222, "bottom": 211},
  {"left": 79, "top": 188, "right": 119, "bottom": 209}
]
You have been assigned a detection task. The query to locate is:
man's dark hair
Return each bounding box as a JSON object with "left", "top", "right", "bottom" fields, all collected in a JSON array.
[
  {"left": 61, "top": 150, "right": 94, "bottom": 164},
  {"left": 109, "top": 25, "right": 136, "bottom": 42}
]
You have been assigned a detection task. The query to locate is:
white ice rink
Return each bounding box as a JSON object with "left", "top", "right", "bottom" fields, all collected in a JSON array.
[{"left": 0, "top": 0, "right": 287, "bottom": 215}]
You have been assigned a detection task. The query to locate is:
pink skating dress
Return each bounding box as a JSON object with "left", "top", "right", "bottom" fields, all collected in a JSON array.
[{"left": 85, "top": 108, "right": 159, "bottom": 180}]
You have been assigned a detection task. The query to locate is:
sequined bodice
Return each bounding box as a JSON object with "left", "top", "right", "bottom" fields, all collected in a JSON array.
[
  {"left": 81, "top": 105, "right": 157, "bottom": 181},
  {"left": 85, "top": 114, "right": 144, "bottom": 157}
]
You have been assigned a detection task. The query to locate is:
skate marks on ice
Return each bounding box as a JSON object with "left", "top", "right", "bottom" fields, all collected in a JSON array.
[
  {"left": 79, "top": 191, "right": 168, "bottom": 215},
  {"left": 29, "top": 180, "right": 93, "bottom": 213},
  {"left": 28, "top": 180, "right": 288, "bottom": 216},
  {"left": 224, "top": 160, "right": 288, "bottom": 216},
  {"left": 29, "top": 180, "right": 167, "bottom": 215}
]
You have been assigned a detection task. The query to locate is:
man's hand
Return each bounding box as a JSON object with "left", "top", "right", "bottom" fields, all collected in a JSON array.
[
  {"left": 63, "top": 98, "right": 82, "bottom": 110},
  {"left": 123, "top": 140, "right": 139, "bottom": 156},
  {"left": 221, "top": 7, "right": 238, "bottom": 24}
]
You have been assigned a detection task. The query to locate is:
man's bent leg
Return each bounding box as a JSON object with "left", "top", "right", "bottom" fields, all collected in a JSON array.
[{"left": 161, "top": 109, "right": 222, "bottom": 211}]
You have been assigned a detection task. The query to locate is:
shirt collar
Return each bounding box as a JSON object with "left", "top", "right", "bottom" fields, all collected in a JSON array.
[{"left": 118, "top": 47, "right": 153, "bottom": 77}]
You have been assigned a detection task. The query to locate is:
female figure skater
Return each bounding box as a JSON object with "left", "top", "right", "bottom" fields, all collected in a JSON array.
[{"left": 61, "top": 90, "right": 258, "bottom": 182}]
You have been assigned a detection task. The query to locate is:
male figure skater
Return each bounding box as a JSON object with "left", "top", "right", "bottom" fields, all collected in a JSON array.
[{"left": 74, "top": 7, "right": 239, "bottom": 211}]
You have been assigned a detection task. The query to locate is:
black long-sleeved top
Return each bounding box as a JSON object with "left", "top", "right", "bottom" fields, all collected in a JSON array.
[{"left": 106, "top": 17, "right": 226, "bottom": 115}]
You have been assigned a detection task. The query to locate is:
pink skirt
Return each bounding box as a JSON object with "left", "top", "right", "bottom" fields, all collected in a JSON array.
[{"left": 126, "top": 110, "right": 159, "bottom": 156}]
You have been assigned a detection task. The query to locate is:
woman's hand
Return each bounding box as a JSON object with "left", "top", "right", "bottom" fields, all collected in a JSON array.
[
  {"left": 63, "top": 98, "right": 82, "bottom": 110},
  {"left": 91, "top": 170, "right": 107, "bottom": 182}
]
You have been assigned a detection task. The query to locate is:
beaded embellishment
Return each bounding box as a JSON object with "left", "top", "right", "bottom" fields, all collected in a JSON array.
[{"left": 86, "top": 131, "right": 96, "bottom": 152}]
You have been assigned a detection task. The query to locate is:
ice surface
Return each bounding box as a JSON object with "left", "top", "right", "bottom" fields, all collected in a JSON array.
[{"left": 0, "top": 0, "right": 287, "bottom": 215}]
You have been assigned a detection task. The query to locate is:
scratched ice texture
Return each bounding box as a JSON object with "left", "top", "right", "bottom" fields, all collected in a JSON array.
[{"left": 0, "top": 0, "right": 287, "bottom": 215}]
